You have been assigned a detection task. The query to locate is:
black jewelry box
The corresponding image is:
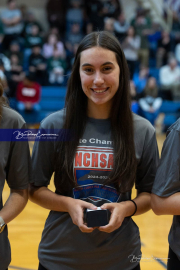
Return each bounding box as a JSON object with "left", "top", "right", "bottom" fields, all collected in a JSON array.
[{"left": 84, "top": 207, "right": 111, "bottom": 227}]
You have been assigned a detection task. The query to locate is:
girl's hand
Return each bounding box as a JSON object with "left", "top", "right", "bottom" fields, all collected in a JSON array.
[
  {"left": 66, "top": 198, "right": 97, "bottom": 233},
  {"left": 98, "top": 201, "right": 135, "bottom": 233}
]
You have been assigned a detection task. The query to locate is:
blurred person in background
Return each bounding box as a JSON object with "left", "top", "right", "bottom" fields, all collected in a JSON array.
[
  {"left": 139, "top": 77, "right": 162, "bottom": 125},
  {"left": 114, "top": 12, "right": 129, "bottom": 41},
  {"left": 159, "top": 57, "right": 180, "bottom": 100},
  {"left": 104, "top": 18, "right": 115, "bottom": 35},
  {"left": 156, "top": 31, "right": 171, "bottom": 68},
  {"left": 23, "top": 24, "right": 43, "bottom": 71},
  {"left": 47, "top": 48, "right": 67, "bottom": 85},
  {"left": 133, "top": 65, "right": 150, "bottom": 96},
  {"left": 42, "top": 33, "right": 65, "bottom": 60},
  {"left": 29, "top": 44, "right": 47, "bottom": 86},
  {"left": 22, "top": 11, "right": 44, "bottom": 39},
  {"left": 0, "top": 0, "right": 23, "bottom": 50},
  {"left": 131, "top": 8, "right": 152, "bottom": 67},
  {"left": 66, "top": 0, "right": 84, "bottom": 36},
  {"left": 122, "top": 26, "right": 140, "bottom": 79},
  {"left": 65, "top": 23, "right": 83, "bottom": 57},
  {"left": 5, "top": 39, "right": 23, "bottom": 65},
  {"left": 84, "top": 0, "right": 104, "bottom": 33},
  {"left": 8, "top": 53, "right": 25, "bottom": 97},
  {"left": 46, "top": 0, "right": 67, "bottom": 37},
  {"left": 171, "top": 11, "right": 180, "bottom": 51},
  {"left": 16, "top": 74, "right": 41, "bottom": 112},
  {"left": 101, "top": 0, "right": 121, "bottom": 20},
  {"left": 147, "top": 22, "right": 161, "bottom": 65},
  {"left": 25, "top": 24, "right": 43, "bottom": 49}
]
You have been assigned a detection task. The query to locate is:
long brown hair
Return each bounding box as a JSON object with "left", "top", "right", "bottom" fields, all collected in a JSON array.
[{"left": 54, "top": 31, "right": 137, "bottom": 194}]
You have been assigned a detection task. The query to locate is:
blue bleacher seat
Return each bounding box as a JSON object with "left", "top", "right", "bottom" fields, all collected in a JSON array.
[
  {"left": 160, "top": 101, "right": 180, "bottom": 128},
  {"left": 9, "top": 86, "right": 67, "bottom": 124}
]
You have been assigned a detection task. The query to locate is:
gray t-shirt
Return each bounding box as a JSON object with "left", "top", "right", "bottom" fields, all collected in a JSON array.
[
  {"left": 0, "top": 106, "right": 30, "bottom": 270},
  {"left": 31, "top": 109, "right": 159, "bottom": 270},
  {"left": 152, "top": 118, "right": 180, "bottom": 260},
  {"left": 1, "top": 8, "right": 23, "bottom": 34}
]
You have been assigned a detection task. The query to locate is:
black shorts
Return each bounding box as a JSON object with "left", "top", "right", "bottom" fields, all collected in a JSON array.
[
  {"left": 167, "top": 246, "right": 180, "bottom": 270},
  {"left": 38, "top": 263, "right": 140, "bottom": 270}
]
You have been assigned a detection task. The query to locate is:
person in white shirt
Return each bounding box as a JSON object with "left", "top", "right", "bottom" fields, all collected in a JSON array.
[{"left": 159, "top": 57, "right": 180, "bottom": 100}]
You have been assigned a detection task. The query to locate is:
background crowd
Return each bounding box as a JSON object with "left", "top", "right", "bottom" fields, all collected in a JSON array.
[{"left": 0, "top": 0, "right": 180, "bottom": 127}]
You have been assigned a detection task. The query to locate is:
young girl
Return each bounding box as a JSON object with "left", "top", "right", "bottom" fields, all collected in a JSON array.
[
  {"left": 29, "top": 31, "right": 159, "bottom": 270},
  {"left": 152, "top": 119, "right": 180, "bottom": 270},
  {"left": 0, "top": 81, "right": 30, "bottom": 270}
]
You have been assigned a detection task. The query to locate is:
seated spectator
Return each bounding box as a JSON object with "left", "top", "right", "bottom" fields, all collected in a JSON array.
[
  {"left": 139, "top": 77, "right": 162, "bottom": 125},
  {"left": 16, "top": 74, "right": 41, "bottom": 112},
  {"left": 66, "top": 0, "right": 84, "bottom": 35},
  {"left": 47, "top": 48, "right": 67, "bottom": 85},
  {"left": 42, "top": 33, "right": 65, "bottom": 59},
  {"left": 5, "top": 39, "right": 23, "bottom": 64},
  {"left": 29, "top": 44, "right": 47, "bottom": 86},
  {"left": 114, "top": 12, "right": 129, "bottom": 41},
  {"left": 1, "top": 0, "right": 24, "bottom": 50},
  {"left": 101, "top": 0, "right": 121, "bottom": 20},
  {"left": 23, "top": 25, "right": 44, "bottom": 72},
  {"left": 46, "top": 0, "right": 67, "bottom": 37},
  {"left": 131, "top": 8, "right": 152, "bottom": 67},
  {"left": 66, "top": 42, "right": 79, "bottom": 71},
  {"left": 25, "top": 24, "right": 43, "bottom": 49},
  {"left": 65, "top": 23, "right": 83, "bottom": 53},
  {"left": 133, "top": 65, "right": 149, "bottom": 95},
  {"left": 8, "top": 53, "right": 25, "bottom": 97},
  {"left": 122, "top": 26, "right": 140, "bottom": 79},
  {"left": 156, "top": 31, "right": 171, "bottom": 68},
  {"left": 22, "top": 11, "right": 44, "bottom": 38},
  {"left": 159, "top": 57, "right": 180, "bottom": 100},
  {"left": 147, "top": 22, "right": 161, "bottom": 62},
  {"left": 171, "top": 11, "right": 180, "bottom": 51},
  {"left": 84, "top": 0, "right": 104, "bottom": 32},
  {"left": 104, "top": 18, "right": 115, "bottom": 35},
  {"left": 130, "top": 80, "right": 139, "bottom": 114}
]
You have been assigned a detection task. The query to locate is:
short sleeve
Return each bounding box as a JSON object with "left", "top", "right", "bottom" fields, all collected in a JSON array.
[
  {"left": 136, "top": 132, "right": 159, "bottom": 193},
  {"left": 152, "top": 129, "right": 180, "bottom": 197},
  {"left": 31, "top": 110, "right": 65, "bottom": 187},
  {"left": 6, "top": 123, "right": 30, "bottom": 190},
  {"left": 31, "top": 126, "right": 56, "bottom": 187}
]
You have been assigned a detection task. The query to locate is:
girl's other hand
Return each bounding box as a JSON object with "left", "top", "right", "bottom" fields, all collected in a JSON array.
[{"left": 67, "top": 198, "right": 97, "bottom": 233}]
